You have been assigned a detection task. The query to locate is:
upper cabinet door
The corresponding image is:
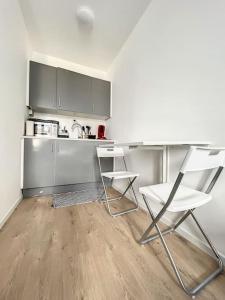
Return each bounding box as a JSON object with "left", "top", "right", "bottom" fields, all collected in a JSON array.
[
  {"left": 92, "top": 78, "right": 111, "bottom": 117},
  {"left": 29, "top": 61, "right": 57, "bottom": 110},
  {"left": 57, "top": 68, "right": 92, "bottom": 114}
]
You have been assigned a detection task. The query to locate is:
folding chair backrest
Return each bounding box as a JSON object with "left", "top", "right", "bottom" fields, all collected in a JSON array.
[
  {"left": 97, "top": 147, "right": 124, "bottom": 158},
  {"left": 180, "top": 146, "right": 225, "bottom": 173}
]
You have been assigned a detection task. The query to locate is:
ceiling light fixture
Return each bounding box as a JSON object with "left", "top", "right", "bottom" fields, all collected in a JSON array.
[{"left": 76, "top": 6, "right": 95, "bottom": 28}]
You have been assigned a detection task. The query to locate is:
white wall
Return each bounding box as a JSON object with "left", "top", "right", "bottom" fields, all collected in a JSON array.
[
  {"left": 33, "top": 112, "right": 107, "bottom": 139},
  {"left": 0, "top": 0, "right": 30, "bottom": 227},
  {"left": 107, "top": 0, "right": 225, "bottom": 260},
  {"left": 31, "top": 51, "right": 108, "bottom": 81}
]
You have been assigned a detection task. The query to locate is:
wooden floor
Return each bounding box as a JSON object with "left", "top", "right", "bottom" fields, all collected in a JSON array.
[{"left": 0, "top": 191, "right": 225, "bottom": 300}]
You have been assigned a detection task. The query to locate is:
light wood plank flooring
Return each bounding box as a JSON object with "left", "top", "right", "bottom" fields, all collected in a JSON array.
[{"left": 0, "top": 191, "right": 225, "bottom": 300}]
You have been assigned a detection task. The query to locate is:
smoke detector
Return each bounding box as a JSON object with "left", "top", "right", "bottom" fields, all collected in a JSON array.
[{"left": 76, "top": 6, "right": 95, "bottom": 27}]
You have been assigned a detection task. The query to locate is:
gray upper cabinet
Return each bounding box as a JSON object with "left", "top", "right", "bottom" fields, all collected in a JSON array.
[
  {"left": 29, "top": 61, "right": 111, "bottom": 118},
  {"left": 57, "top": 68, "right": 93, "bottom": 114},
  {"left": 92, "top": 78, "right": 111, "bottom": 117},
  {"left": 29, "top": 61, "right": 57, "bottom": 110},
  {"left": 23, "top": 139, "right": 55, "bottom": 189}
]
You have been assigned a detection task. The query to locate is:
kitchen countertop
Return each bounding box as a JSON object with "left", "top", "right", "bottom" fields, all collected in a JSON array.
[{"left": 22, "top": 136, "right": 114, "bottom": 142}]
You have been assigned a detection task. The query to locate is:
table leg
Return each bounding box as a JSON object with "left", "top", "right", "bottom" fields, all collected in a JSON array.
[{"left": 162, "top": 146, "right": 169, "bottom": 183}]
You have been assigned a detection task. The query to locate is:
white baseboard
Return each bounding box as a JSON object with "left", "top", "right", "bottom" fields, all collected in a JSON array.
[
  {"left": 0, "top": 196, "right": 22, "bottom": 229},
  {"left": 148, "top": 202, "right": 225, "bottom": 264},
  {"left": 113, "top": 184, "right": 225, "bottom": 264},
  {"left": 176, "top": 226, "right": 225, "bottom": 264}
]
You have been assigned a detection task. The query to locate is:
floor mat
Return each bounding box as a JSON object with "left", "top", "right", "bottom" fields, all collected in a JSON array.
[{"left": 52, "top": 188, "right": 104, "bottom": 208}]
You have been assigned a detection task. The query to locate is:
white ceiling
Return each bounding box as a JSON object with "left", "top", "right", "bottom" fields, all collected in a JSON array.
[{"left": 19, "top": 0, "right": 151, "bottom": 71}]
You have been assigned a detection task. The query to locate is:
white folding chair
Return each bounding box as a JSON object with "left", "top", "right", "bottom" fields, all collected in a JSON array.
[
  {"left": 97, "top": 147, "right": 139, "bottom": 217},
  {"left": 139, "top": 146, "right": 225, "bottom": 298}
]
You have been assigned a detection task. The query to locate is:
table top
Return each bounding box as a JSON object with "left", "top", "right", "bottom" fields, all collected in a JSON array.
[{"left": 100, "top": 141, "right": 211, "bottom": 147}]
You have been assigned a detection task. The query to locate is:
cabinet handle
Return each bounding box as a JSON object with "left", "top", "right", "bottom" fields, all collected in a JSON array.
[{"left": 51, "top": 143, "right": 54, "bottom": 152}]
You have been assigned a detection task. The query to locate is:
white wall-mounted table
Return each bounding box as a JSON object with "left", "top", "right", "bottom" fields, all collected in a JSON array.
[{"left": 100, "top": 141, "right": 211, "bottom": 182}]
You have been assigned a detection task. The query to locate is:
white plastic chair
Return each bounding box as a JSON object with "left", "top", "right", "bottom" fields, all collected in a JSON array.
[
  {"left": 97, "top": 147, "right": 139, "bottom": 217},
  {"left": 139, "top": 146, "right": 225, "bottom": 298}
]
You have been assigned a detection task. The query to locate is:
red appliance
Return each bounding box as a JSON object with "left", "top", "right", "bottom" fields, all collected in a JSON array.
[{"left": 98, "top": 125, "right": 106, "bottom": 139}]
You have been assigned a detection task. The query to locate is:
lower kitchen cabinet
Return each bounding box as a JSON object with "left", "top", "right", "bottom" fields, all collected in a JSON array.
[
  {"left": 55, "top": 140, "right": 95, "bottom": 185},
  {"left": 23, "top": 138, "right": 113, "bottom": 191},
  {"left": 23, "top": 138, "right": 55, "bottom": 189}
]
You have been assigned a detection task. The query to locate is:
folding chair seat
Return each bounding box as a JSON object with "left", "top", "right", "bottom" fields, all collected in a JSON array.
[
  {"left": 101, "top": 171, "right": 139, "bottom": 180},
  {"left": 139, "top": 146, "right": 225, "bottom": 298},
  {"left": 140, "top": 183, "right": 212, "bottom": 212},
  {"left": 97, "top": 147, "right": 139, "bottom": 217}
]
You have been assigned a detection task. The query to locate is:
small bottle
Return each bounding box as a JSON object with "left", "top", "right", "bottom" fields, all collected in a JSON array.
[{"left": 71, "top": 120, "right": 82, "bottom": 139}]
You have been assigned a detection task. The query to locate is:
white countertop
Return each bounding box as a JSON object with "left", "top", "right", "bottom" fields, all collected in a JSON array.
[
  {"left": 22, "top": 136, "right": 114, "bottom": 142},
  {"left": 100, "top": 141, "right": 211, "bottom": 147}
]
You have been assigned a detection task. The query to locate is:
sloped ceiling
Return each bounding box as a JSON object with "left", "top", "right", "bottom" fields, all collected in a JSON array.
[{"left": 19, "top": 0, "right": 151, "bottom": 71}]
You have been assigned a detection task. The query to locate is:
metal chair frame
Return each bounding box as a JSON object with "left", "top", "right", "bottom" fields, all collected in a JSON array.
[
  {"left": 98, "top": 155, "right": 139, "bottom": 217},
  {"left": 139, "top": 162, "right": 224, "bottom": 298}
]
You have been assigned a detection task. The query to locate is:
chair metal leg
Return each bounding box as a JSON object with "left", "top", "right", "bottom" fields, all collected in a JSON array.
[
  {"left": 141, "top": 227, "right": 174, "bottom": 245},
  {"left": 190, "top": 211, "right": 224, "bottom": 267},
  {"left": 173, "top": 210, "right": 193, "bottom": 230},
  {"left": 103, "top": 176, "right": 139, "bottom": 217},
  {"left": 98, "top": 178, "right": 113, "bottom": 202},
  {"left": 98, "top": 189, "right": 106, "bottom": 202},
  {"left": 139, "top": 195, "right": 173, "bottom": 244},
  {"left": 128, "top": 177, "right": 139, "bottom": 208},
  {"left": 99, "top": 177, "right": 131, "bottom": 203},
  {"left": 122, "top": 157, "right": 139, "bottom": 208},
  {"left": 140, "top": 195, "right": 224, "bottom": 297},
  {"left": 140, "top": 210, "right": 192, "bottom": 245},
  {"left": 139, "top": 194, "right": 169, "bottom": 244},
  {"left": 140, "top": 172, "right": 184, "bottom": 244}
]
